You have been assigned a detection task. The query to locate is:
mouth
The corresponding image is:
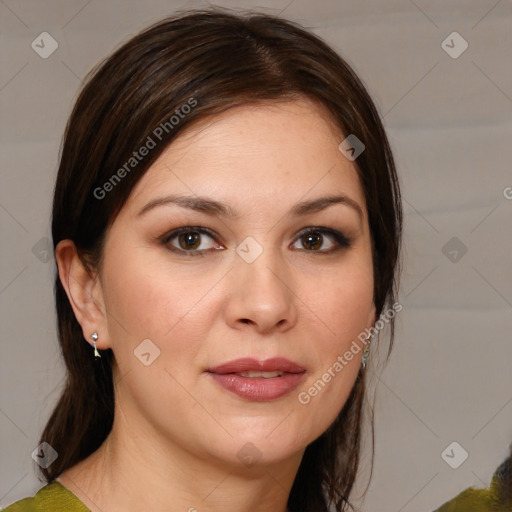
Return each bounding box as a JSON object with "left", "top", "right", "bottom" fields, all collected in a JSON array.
[
  {"left": 235, "top": 370, "right": 285, "bottom": 378},
  {"left": 206, "top": 357, "right": 306, "bottom": 401},
  {"left": 208, "top": 357, "right": 305, "bottom": 375}
]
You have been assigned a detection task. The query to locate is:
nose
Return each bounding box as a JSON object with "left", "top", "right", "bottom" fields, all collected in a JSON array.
[{"left": 224, "top": 248, "right": 298, "bottom": 335}]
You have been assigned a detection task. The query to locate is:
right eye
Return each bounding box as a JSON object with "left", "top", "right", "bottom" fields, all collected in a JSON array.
[{"left": 161, "top": 227, "right": 224, "bottom": 256}]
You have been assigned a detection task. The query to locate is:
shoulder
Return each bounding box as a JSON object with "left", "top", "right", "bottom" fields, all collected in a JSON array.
[
  {"left": 2, "top": 496, "right": 40, "bottom": 512},
  {"left": 433, "top": 469, "right": 511, "bottom": 512},
  {"left": 2, "top": 481, "right": 90, "bottom": 512},
  {"left": 433, "top": 487, "right": 494, "bottom": 511}
]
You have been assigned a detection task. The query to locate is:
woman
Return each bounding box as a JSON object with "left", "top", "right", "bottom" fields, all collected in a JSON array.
[{"left": 4, "top": 8, "right": 402, "bottom": 512}]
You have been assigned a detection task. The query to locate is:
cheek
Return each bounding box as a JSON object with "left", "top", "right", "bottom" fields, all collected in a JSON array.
[
  {"left": 311, "top": 257, "right": 374, "bottom": 345},
  {"left": 330, "top": 276, "right": 373, "bottom": 337},
  {"left": 101, "top": 250, "right": 222, "bottom": 364},
  {"left": 100, "top": 254, "right": 225, "bottom": 443},
  {"left": 295, "top": 260, "right": 373, "bottom": 425}
]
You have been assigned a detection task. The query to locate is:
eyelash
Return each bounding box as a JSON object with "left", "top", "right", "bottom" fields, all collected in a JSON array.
[{"left": 160, "top": 226, "right": 352, "bottom": 257}]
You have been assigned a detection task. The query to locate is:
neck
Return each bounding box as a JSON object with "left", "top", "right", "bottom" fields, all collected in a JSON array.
[{"left": 57, "top": 411, "right": 301, "bottom": 512}]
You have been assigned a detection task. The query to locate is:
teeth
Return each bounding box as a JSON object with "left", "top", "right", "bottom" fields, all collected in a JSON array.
[{"left": 238, "top": 371, "right": 284, "bottom": 378}]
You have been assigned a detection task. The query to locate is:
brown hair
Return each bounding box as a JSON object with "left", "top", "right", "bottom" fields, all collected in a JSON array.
[{"left": 42, "top": 8, "right": 402, "bottom": 511}]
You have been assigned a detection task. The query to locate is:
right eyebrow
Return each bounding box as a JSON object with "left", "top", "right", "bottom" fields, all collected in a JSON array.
[{"left": 137, "top": 194, "right": 239, "bottom": 218}]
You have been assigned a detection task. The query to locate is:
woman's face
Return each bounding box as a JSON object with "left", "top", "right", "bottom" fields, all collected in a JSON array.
[{"left": 96, "top": 98, "right": 375, "bottom": 469}]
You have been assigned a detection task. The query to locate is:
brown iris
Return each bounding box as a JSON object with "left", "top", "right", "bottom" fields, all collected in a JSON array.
[
  {"left": 301, "top": 231, "right": 323, "bottom": 250},
  {"left": 178, "top": 231, "right": 201, "bottom": 250}
]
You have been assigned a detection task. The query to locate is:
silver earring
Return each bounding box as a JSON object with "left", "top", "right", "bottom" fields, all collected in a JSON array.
[
  {"left": 90, "top": 332, "right": 101, "bottom": 358},
  {"left": 361, "top": 333, "right": 372, "bottom": 369}
]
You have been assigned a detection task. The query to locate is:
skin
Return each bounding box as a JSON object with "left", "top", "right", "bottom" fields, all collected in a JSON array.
[{"left": 55, "top": 97, "right": 376, "bottom": 512}]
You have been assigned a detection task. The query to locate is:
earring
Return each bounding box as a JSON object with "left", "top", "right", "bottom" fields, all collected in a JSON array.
[
  {"left": 361, "top": 333, "right": 372, "bottom": 369},
  {"left": 90, "top": 332, "right": 101, "bottom": 358}
]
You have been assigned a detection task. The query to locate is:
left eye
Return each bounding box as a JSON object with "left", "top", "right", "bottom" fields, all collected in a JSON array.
[{"left": 291, "top": 228, "right": 350, "bottom": 252}]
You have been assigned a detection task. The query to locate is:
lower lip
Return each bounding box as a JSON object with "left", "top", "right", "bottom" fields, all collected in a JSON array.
[{"left": 208, "top": 372, "right": 305, "bottom": 401}]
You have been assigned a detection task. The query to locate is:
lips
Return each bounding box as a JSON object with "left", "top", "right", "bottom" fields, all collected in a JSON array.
[
  {"left": 208, "top": 357, "right": 305, "bottom": 375},
  {"left": 207, "top": 357, "right": 306, "bottom": 401}
]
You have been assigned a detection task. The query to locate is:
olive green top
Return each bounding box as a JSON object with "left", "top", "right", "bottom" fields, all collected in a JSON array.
[
  {"left": 2, "top": 481, "right": 89, "bottom": 511},
  {"left": 3, "top": 470, "right": 510, "bottom": 511},
  {"left": 433, "top": 465, "right": 511, "bottom": 512}
]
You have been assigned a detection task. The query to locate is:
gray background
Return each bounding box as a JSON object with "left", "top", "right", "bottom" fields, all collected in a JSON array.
[{"left": 1, "top": 1, "right": 511, "bottom": 511}]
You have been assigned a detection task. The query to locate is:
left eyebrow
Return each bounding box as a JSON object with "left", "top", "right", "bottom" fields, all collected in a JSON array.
[
  {"left": 137, "top": 193, "right": 364, "bottom": 221},
  {"left": 290, "top": 195, "right": 363, "bottom": 222}
]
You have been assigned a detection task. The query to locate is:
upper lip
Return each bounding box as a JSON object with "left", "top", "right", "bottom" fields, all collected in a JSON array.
[{"left": 208, "top": 357, "right": 305, "bottom": 374}]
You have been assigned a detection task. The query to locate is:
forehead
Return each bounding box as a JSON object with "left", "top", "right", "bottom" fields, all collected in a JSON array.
[{"left": 126, "top": 98, "right": 366, "bottom": 216}]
